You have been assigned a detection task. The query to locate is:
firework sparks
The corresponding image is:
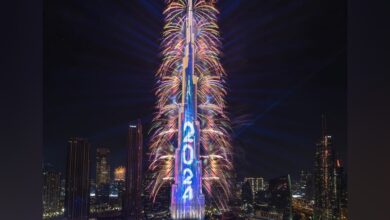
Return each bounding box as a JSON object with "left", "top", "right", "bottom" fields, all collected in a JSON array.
[{"left": 149, "top": 0, "right": 232, "bottom": 210}]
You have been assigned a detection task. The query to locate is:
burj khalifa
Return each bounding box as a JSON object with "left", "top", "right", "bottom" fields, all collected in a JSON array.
[{"left": 170, "top": 0, "right": 205, "bottom": 219}]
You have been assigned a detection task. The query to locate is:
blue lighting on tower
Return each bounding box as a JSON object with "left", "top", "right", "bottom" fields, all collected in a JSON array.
[{"left": 170, "top": 1, "right": 205, "bottom": 219}]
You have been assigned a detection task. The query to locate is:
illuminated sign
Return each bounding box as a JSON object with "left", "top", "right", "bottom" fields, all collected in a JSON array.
[{"left": 182, "top": 121, "right": 195, "bottom": 201}]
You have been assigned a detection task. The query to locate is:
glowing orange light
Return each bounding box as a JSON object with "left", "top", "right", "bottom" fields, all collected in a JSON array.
[{"left": 114, "top": 166, "right": 125, "bottom": 181}]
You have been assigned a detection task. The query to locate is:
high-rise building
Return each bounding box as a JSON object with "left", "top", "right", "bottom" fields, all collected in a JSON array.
[
  {"left": 43, "top": 169, "right": 62, "bottom": 218},
  {"left": 268, "top": 175, "right": 293, "bottom": 220},
  {"left": 64, "top": 138, "right": 90, "bottom": 220},
  {"left": 96, "top": 147, "right": 111, "bottom": 205},
  {"left": 151, "top": 1, "right": 230, "bottom": 219},
  {"left": 123, "top": 119, "right": 143, "bottom": 220},
  {"left": 170, "top": 2, "right": 206, "bottom": 219},
  {"left": 244, "top": 177, "right": 265, "bottom": 202},
  {"left": 113, "top": 166, "right": 126, "bottom": 209},
  {"left": 313, "top": 116, "right": 341, "bottom": 220}
]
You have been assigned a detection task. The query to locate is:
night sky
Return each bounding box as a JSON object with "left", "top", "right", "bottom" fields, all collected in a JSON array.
[{"left": 44, "top": 0, "right": 347, "bottom": 181}]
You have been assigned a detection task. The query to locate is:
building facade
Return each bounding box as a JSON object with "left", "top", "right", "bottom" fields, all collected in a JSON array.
[
  {"left": 64, "top": 138, "right": 90, "bottom": 220},
  {"left": 313, "top": 122, "right": 342, "bottom": 220},
  {"left": 123, "top": 120, "right": 143, "bottom": 220},
  {"left": 96, "top": 147, "right": 111, "bottom": 205},
  {"left": 113, "top": 166, "right": 126, "bottom": 209},
  {"left": 43, "top": 169, "right": 62, "bottom": 218}
]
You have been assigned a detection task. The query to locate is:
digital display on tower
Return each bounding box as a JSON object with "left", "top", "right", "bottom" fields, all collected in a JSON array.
[
  {"left": 170, "top": 1, "right": 205, "bottom": 219},
  {"left": 181, "top": 121, "right": 195, "bottom": 201}
]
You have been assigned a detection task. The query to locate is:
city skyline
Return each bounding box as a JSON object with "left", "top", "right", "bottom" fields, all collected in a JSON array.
[
  {"left": 43, "top": 115, "right": 345, "bottom": 183},
  {"left": 42, "top": 118, "right": 348, "bottom": 219},
  {"left": 44, "top": 0, "right": 347, "bottom": 181},
  {"left": 43, "top": 1, "right": 347, "bottom": 219}
]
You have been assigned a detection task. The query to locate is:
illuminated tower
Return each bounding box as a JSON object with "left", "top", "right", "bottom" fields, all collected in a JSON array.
[
  {"left": 170, "top": 1, "right": 205, "bottom": 219},
  {"left": 314, "top": 116, "right": 340, "bottom": 220},
  {"left": 149, "top": 1, "right": 232, "bottom": 219}
]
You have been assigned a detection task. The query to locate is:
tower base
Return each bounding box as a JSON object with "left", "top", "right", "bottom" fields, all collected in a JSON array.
[{"left": 170, "top": 184, "right": 205, "bottom": 220}]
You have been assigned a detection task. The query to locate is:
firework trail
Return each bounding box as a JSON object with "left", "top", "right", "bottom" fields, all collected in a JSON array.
[{"left": 149, "top": 0, "right": 232, "bottom": 210}]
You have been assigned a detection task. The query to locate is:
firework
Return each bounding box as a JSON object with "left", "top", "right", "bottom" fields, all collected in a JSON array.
[{"left": 149, "top": 0, "right": 232, "bottom": 214}]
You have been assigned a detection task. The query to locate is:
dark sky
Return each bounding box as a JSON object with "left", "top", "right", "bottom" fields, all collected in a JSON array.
[{"left": 44, "top": 0, "right": 347, "bottom": 181}]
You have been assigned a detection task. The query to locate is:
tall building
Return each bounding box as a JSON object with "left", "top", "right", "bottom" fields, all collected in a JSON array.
[
  {"left": 334, "top": 159, "right": 347, "bottom": 219},
  {"left": 313, "top": 116, "right": 341, "bottom": 220},
  {"left": 268, "top": 175, "right": 293, "bottom": 220},
  {"left": 123, "top": 120, "right": 143, "bottom": 220},
  {"left": 96, "top": 147, "right": 111, "bottom": 205},
  {"left": 65, "top": 138, "right": 90, "bottom": 220},
  {"left": 244, "top": 177, "right": 265, "bottom": 202},
  {"left": 114, "top": 166, "right": 126, "bottom": 209},
  {"left": 43, "top": 169, "right": 62, "bottom": 218},
  {"left": 151, "top": 1, "right": 231, "bottom": 219},
  {"left": 170, "top": 1, "right": 206, "bottom": 219}
]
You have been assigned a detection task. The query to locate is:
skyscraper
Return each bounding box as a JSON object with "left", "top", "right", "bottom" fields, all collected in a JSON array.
[
  {"left": 43, "top": 169, "right": 62, "bottom": 218},
  {"left": 169, "top": 1, "right": 206, "bottom": 219},
  {"left": 313, "top": 116, "right": 341, "bottom": 220},
  {"left": 114, "top": 166, "right": 126, "bottom": 209},
  {"left": 268, "top": 175, "right": 293, "bottom": 220},
  {"left": 64, "top": 138, "right": 90, "bottom": 220},
  {"left": 123, "top": 119, "right": 143, "bottom": 220},
  {"left": 96, "top": 147, "right": 111, "bottom": 205},
  {"left": 150, "top": 1, "right": 231, "bottom": 218}
]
